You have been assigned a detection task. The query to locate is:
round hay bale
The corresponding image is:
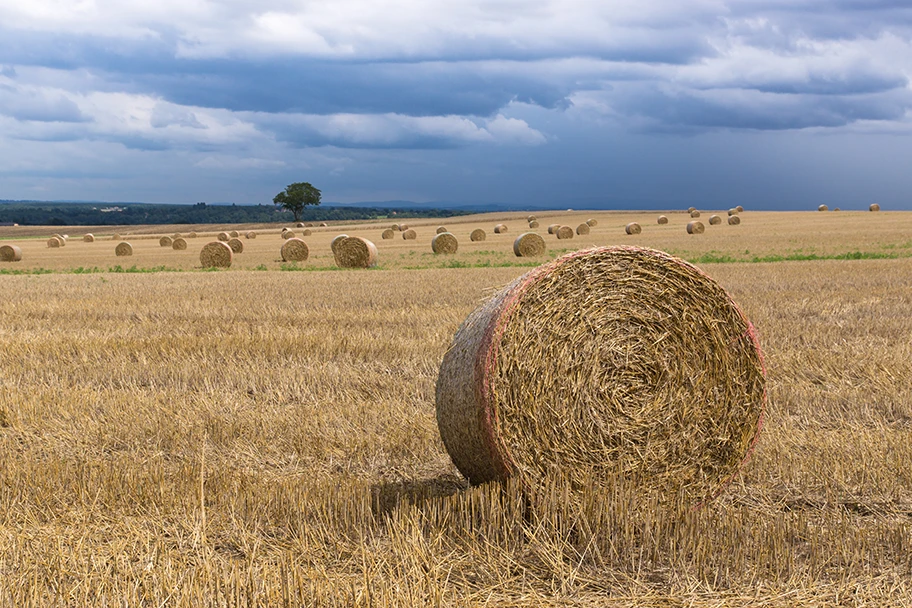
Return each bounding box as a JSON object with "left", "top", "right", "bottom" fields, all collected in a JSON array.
[
  {"left": 657, "top": 215, "right": 669, "bottom": 225},
  {"left": 111, "top": 234, "right": 120, "bottom": 241},
  {"left": 625, "top": 222, "right": 642, "bottom": 235},
  {"left": 227, "top": 238, "right": 244, "bottom": 253},
  {"left": 735, "top": 206, "right": 744, "bottom": 213},
  {"left": 282, "top": 227, "right": 290, "bottom": 233},
  {"left": 686, "top": 221, "right": 705, "bottom": 234},
  {"left": 188, "top": 232, "right": 198, "bottom": 238},
  {"left": 870, "top": 203, "right": 881, "bottom": 212},
  {"left": 709, "top": 215, "right": 722, "bottom": 225},
  {"left": 435, "top": 246, "right": 765, "bottom": 501},
  {"left": 817, "top": 204, "right": 828, "bottom": 212},
  {"left": 494, "top": 224, "right": 508, "bottom": 234},
  {"left": 305, "top": 223, "right": 314, "bottom": 227},
  {"left": 513, "top": 232, "right": 546, "bottom": 257},
  {"left": 281, "top": 237, "right": 310, "bottom": 262},
  {"left": 431, "top": 232, "right": 459, "bottom": 254},
  {"left": 200, "top": 241, "right": 232, "bottom": 268},
  {"left": 391, "top": 224, "right": 400, "bottom": 231},
  {"left": 687, "top": 207, "right": 696, "bottom": 213},
  {"left": 229, "top": 230, "right": 239, "bottom": 238},
  {"left": 172, "top": 233, "right": 182, "bottom": 239},
  {"left": 319, "top": 222, "right": 328, "bottom": 227},
  {"left": 83, "top": 234, "right": 95, "bottom": 243},
  {"left": 586, "top": 218, "right": 598, "bottom": 227},
  {"left": 527, "top": 215, "right": 537, "bottom": 222},
  {"left": 555, "top": 225, "right": 574, "bottom": 239},
  {"left": 172, "top": 238, "right": 188, "bottom": 251},
  {"left": 62, "top": 235, "right": 68, "bottom": 240},
  {"left": 576, "top": 223, "right": 590, "bottom": 236},
  {"left": 217, "top": 232, "right": 230, "bottom": 242},
  {"left": 470, "top": 229, "right": 487, "bottom": 242},
  {"left": 399, "top": 224, "right": 409, "bottom": 231},
  {"left": 296, "top": 222, "right": 305, "bottom": 228},
  {"left": 402, "top": 229, "right": 417, "bottom": 240},
  {"left": 245, "top": 231, "right": 257, "bottom": 239},
  {"left": 382, "top": 229, "right": 395, "bottom": 240},
  {"left": 159, "top": 236, "right": 173, "bottom": 247},
  {"left": 728, "top": 208, "right": 738, "bottom": 216},
  {"left": 335, "top": 237, "right": 378, "bottom": 268},
  {"left": 331, "top": 234, "right": 350, "bottom": 257},
  {"left": 834, "top": 207, "right": 841, "bottom": 212},
  {"left": 547, "top": 224, "right": 560, "bottom": 234},
  {"left": 0, "top": 245, "right": 22, "bottom": 262},
  {"left": 529, "top": 220, "right": 540, "bottom": 229},
  {"left": 47, "top": 237, "right": 62, "bottom": 248},
  {"left": 301, "top": 229, "right": 312, "bottom": 236},
  {"left": 690, "top": 210, "right": 701, "bottom": 218},
  {"left": 436, "top": 226, "right": 448, "bottom": 234},
  {"left": 728, "top": 215, "right": 741, "bottom": 225},
  {"left": 282, "top": 231, "right": 295, "bottom": 240},
  {"left": 115, "top": 242, "right": 133, "bottom": 257}
]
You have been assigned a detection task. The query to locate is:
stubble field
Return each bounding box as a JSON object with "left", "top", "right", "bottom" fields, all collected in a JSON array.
[{"left": 1, "top": 209, "right": 911, "bottom": 606}]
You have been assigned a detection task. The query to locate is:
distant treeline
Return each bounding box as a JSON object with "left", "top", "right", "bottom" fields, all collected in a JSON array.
[{"left": 0, "top": 202, "right": 471, "bottom": 226}]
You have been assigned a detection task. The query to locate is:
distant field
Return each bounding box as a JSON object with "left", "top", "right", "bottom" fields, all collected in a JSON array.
[{"left": 0, "top": 210, "right": 910, "bottom": 605}]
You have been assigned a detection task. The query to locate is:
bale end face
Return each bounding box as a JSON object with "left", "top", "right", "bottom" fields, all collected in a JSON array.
[
  {"left": 227, "top": 238, "right": 244, "bottom": 253},
  {"left": 625, "top": 222, "right": 642, "bottom": 235},
  {"left": 382, "top": 229, "right": 395, "bottom": 240},
  {"left": 686, "top": 221, "right": 705, "bottom": 234},
  {"left": 83, "top": 234, "right": 95, "bottom": 242},
  {"left": 172, "top": 238, "right": 188, "bottom": 251},
  {"left": 708, "top": 215, "right": 722, "bottom": 225},
  {"left": 47, "top": 237, "right": 62, "bottom": 248},
  {"left": 217, "top": 232, "right": 230, "bottom": 242},
  {"left": 576, "top": 223, "right": 590, "bottom": 236},
  {"left": 728, "top": 215, "right": 741, "bottom": 225},
  {"left": 335, "top": 237, "right": 378, "bottom": 268},
  {"left": 470, "top": 229, "right": 487, "bottom": 242},
  {"left": 513, "top": 232, "right": 546, "bottom": 257},
  {"left": 735, "top": 206, "right": 744, "bottom": 213},
  {"left": 431, "top": 232, "right": 459, "bottom": 254},
  {"left": 282, "top": 231, "right": 295, "bottom": 239},
  {"left": 331, "top": 234, "right": 350, "bottom": 256},
  {"left": 402, "top": 229, "right": 417, "bottom": 240},
  {"left": 114, "top": 242, "right": 133, "bottom": 257},
  {"left": 494, "top": 224, "right": 508, "bottom": 234},
  {"left": 281, "top": 237, "right": 310, "bottom": 262},
  {"left": 690, "top": 210, "right": 701, "bottom": 218},
  {"left": 0, "top": 245, "right": 22, "bottom": 262},
  {"left": 159, "top": 236, "right": 173, "bottom": 247},
  {"left": 245, "top": 231, "right": 257, "bottom": 239},
  {"left": 528, "top": 220, "right": 540, "bottom": 229},
  {"left": 555, "top": 225, "right": 574, "bottom": 239},
  {"left": 200, "top": 241, "right": 232, "bottom": 268},
  {"left": 657, "top": 216, "right": 669, "bottom": 225},
  {"left": 869, "top": 203, "right": 881, "bottom": 212},
  {"left": 586, "top": 218, "right": 598, "bottom": 227}
]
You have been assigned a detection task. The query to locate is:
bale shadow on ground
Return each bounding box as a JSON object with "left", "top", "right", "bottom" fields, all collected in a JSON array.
[{"left": 370, "top": 473, "right": 469, "bottom": 517}]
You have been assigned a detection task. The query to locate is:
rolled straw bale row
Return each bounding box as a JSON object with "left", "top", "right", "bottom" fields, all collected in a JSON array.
[
  {"left": 687, "top": 221, "right": 705, "bottom": 234},
  {"left": 494, "top": 224, "right": 508, "bottom": 234},
  {"left": 555, "top": 225, "right": 574, "bottom": 239},
  {"left": 431, "top": 232, "right": 459, "bottom": 254},
  {"left": 709, "top": 215, "right": 722, "bottom": 225},
  {"left": 576, "top": 223, "right": 590, "bottom": 236},
  {"left": 470, "top": 229, "right": 486, "bottom": 242},
  {"left": 159, "top": 236, "right": 173, "bottom": 247},
  {"left": 227, "top": 238, "right": 244, "bottom": 253},
  {"left": 281, "top": 238, "right": 309, "bottom": 262},
  {"left": 402, "top": 229, "right": 417, "bottom": 240},
  {"left": 513, "top": 232, "right": 546, "bottom": 257},
  {"left": 334, "top": 237, "right": 378, "bottom": 268},
  {"left": 200, "top": 241, "right": 232, "bottom": 268},
  {"left": 436, "top": 226, "right": 448, "bottom": 234},
  {"left": 83, "top": 234, "right": 95, "bottom": 242},
  {"left": 331, "top": 234, "right": 349, "bottom": 256},
  {"left": 115, "top": 242, "right": 133, "bottom": 257},
  {"left": 382, "top": 229, "right": 395, "bottom": 240},
  {"left": 435, "top": 245, "right": 766, "bottom": 502},
  {"left": 0, "top": 245, "right": 22, "bottom": 262},
  {"left": 172, "top": 238, "right": 188, "bottom": 251},
  {"left": 728, "top": 215, "right": 741, "bottom": 225},
  {"left": 625, "top": 222, "right": 642, "bottom": 235},
  {"left": 657, "top": 216, "right": 669, "bottom": 225}
]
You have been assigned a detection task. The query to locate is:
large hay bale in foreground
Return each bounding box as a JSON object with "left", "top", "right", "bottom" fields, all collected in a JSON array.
[
  {"left": 159, "top": 236, "right": 173, "bottom": 247},
  {"left": 687, "top": 221, "right": 705, "bottom": 234},
  {"left": 281, "top": 238, "right": 310, "bottom": 262},
  {"left": 172, "top": 238, "right": 188, "bottom": 251},
  {"left": 818, "top": 205, "right": 828, "bottom": 212},
  {"left": 576, "top": 223, "right": 590, "bottom": 235},
  {"left": 513, "top": 232, "right": 546, "bottom": 257},
  {"left": 331, "top": 234, "right": 349, "bottom": 256},
  {"left": 657, "top": 216, "right": 669, "bottom": 225},
  {"left": 115, "top": 242, "right": 133, "bottom": 257},
  {"left": 245, "top": 231, "right": 257, "bottom": 239},
  {"left": 47, "top": 237, "right": 62, "bottom": 248},
  {"left": 335, "top": 237, "right": 378, "bottom": 268},
  {"left": 0, "top": 245, "right": 22, "bottom": 262},
  {"left": 402, "top": 229, "right": 417, "bottom": 240},
  {"left": 494, "top": 224, "right": 508, "bottom": 234},
  {"left": 547, "top": 224, "right": 560, "bottom": 234},
  {"left": 435, "top": 246, "right": 765, "bottom": 501},
  {"left": 529, "top": 220, "right": 539, "bottom": 228},
  {"left": 382, "top": 229, "right": 395, "bottom": 240},
  {"left": 217, "top": 232, "right": 230, "bottom": 242},
  {"left": 227, "top": 238, "right": 244, "bottom": 253},
  {"left": 870, "top": 203, "right": 881, "bottom": 212},
  {"left": 728, "top": 215, "right": 741, "bottom": 225},
  {"left": 625, "top": 222, "right": 642, "bottom": 235},
  {"left": 470, "top": 229, "right": 486, "bottom": 242},
  {"left": 555, "top": 225, "right": 574, "bottom": 239},
  {"left": 709, "top": 215, "right": 722, "bottom": 225},
  {"left": 432, "top": 232, "right": 459, "bottom": 254},
  {"left": 83, "top": 234, "right": 95, "bottom": 243},
  {"left": 200, "top": 241, "right": 232, "bottom": 268},
  {"left": 436, "top": 226, "right": 448, "bottom": 234}
]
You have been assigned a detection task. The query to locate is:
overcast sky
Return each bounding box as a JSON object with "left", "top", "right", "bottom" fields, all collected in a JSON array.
[{"left": 1, "top": 1, "right": 910, "bottom": 209}]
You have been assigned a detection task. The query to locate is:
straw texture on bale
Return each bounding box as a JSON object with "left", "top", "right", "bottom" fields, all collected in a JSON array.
[
  {"left": 687, "top": 221, "right": 705, "bottom": 234},
  {"left": 391, "top": 224, "right": 400, "bottom": 231},
  {"left": 436, "top": 226, "right": 448, "bottom": 234},
  {"left": 687, "top": 207, "right": 696, "bottom": 213},
  {"left": 494, "top": 224, "right": 508, "bottom": 234},
  {"left": 470, "top": 229, "right": 486, "bottom": 242},
  {"left": 709, "top": 215, "right": 722, "bottom": 225},
  {"left": 576, "top": 223, "right": 590, "bottom": 236},
  {"left": 217, "top": 232, "right": 230, "bottom": 242},
  {"left": 199, "top": 241, "right": 232, "bottom": 268},
  {"left": 334, "top": 237, "right": 378, "bottom": 268},
  {"left": 47, "top": 237, "right": 62, "bottom": 248},
  {"left": 381, "top": 229, "right": 395, "bottom": 240},
  {"left": 115, "top": 242, "right": 133, "bottom": 257},
  {"left": 870, "top": 203, "right": 881, "bottom": 212},
  {"left": 245, "top": 231, "right": 257, "bottom": 239},
  {"left": 728, "top": 208, "right": 738, "bottom": 216},
  {"left": 282, "top": 231, "right": 295, "bottom": 240},
  {"left": 402, "top": 229, "right": 417, "bottom": 240},
  {"left": 227, "top": 238, "right": 244, "bottom": 253},
  {"left": 512, "top": 232, "right": 546, "bottom": 257},
  {"left": 657, "top": 216, "right": 669, "bottom": 225},
  {"left": 690, "top": 210, "right": 701, "bottom": 218},
  {"left": 83, "top": 234, "right": 95, "bottom": 242},
  {"left": 586, "top": 218, "right": 598, "bottom": 227},
  {"left": 229, "top": 231, "right": 239, "bottom": 238},
  {"left": 547, "top": 224, "right": 560, "bottom": 234},
  {"left": 528, "top": 220, "right": 539, "bottom": 228},
  {"left": 188, "top": 232, "right": 198, "bottom": 238},
  {"left": 527, "top": 215, "right": 537, "bottom": 222},
  {"left": 728, "top": 215, "right": 741, "bottom": 225},
  {"left": 818, "top": 205, "right": 828, "bottom": 212},
  {"left": 625, "top": 222, "right": 642, "bottom": 235},
  {"left": 735, "top": 205, "right": 744, "bottom": 213},
  {"left": 300, "top": 229, "right": 311, "bottom": 236},
  {"left": 435, "top": 246, "right": 766, "bottom": 501},
  {"left": 159, "top": 236, "right": 173, "bottom": 247},
  {"left": 172, "top": 238, "right": 188, "bottom": 251},
  {"left": 172, "top": 233, "right": 182, "bottom": 239},
  {"left": 431, "top": 232, "right": 459, "bottom": 254},
  {"left": 555, "top": 225, "right": 574, "bottom": 239},
  {"left": 331, "top": 234, "right": 349, "bottom": 256},
  {"left": 281, "top": 238, "right": 310, "bottom": 262},
  {"left": 0, "top": 245, "right": 22, "bottom": 262}
]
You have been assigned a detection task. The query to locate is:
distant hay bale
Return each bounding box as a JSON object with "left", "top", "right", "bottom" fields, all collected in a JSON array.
[
  {"left": 188, "top": 232, "right": 198, "bottom": 238},
  {"left": 172, "top": 233, "right": 182, "bottom": 239},
  {"left": 586, "top": 218, "right": 598, "bottom": 227},
  {"left": 159, "top": 236, "right": 173, "bottom": 247},
  {"left": 687, "top": 221, "right": 705, "bottom": 234},
  {"left": 494, "top": 224, "right": 508, "bottom": 234},
  {"left": 229, "top": 230, "right": 239, "bottom": 238},
  {"left": 555, "top": 225, "right": 574, "bottom": 239},
  {"left": 281, "top": 227, "right": 290, "bottom": 234},
  {"left": 218, "top": 232, "right": 230, "bottom": 242},
  {"left": 83, "top": 234, "right": 95, "bottom": 242},
  {"left": 172, "top": 238, "right": 188, "bottom": 250},
  {"left": 296, "top": 222, "right": 305, "bottom": 228},
  {"left": 436, "top": 226, "right": 448, "bottom": 234},
  {"left": 111, "top": 234, "right": 120, "bottom": 240},
  {"left": 402, "top": 229, "right": 417, "bottom": 240},
  {"left": 305, "top": 223, "right": 314, "bottom": 227},
  {"left": 513, "top": 232, "right": 546, "bottom": 257},
  {"left": 300, "top": 229, "right": 312, "bottom": 236},
  {"left": 529, "top": 220, "right": 539, "bottom": 228},
  {"left": 335, "top": 237, "right": 379, "bottom": 268},
  {"left": 0, "top": 245, "right": 22, "bottom": 262},
  {"left": 625, "top": 222, "right": 642, "bottom": 235},
  {"left": 547, "top": 224, "right": 561, "bottom": 234},
  {"left": 319, "top": 222, "right": 328, "bottom": 227},
  {"left": 818, "top": 205, "right": 829, "bottom": 212},
  {"left": 281, "top": 237, "right": 310, "bottom": 262},
  {"left": 382, "top": 229, "right": 395, "bottom": 240},
  {"left": 331, "top": 234, "right": 350, "bottom": 256},
  {"left": 833, "top": 208, "right": 841, "bottom": 212},
  {"left": 728, "top": 215, "right": 741, "bottom": 225},
  {"left": 735, "top": 206, "right": 744, "bottom": 213},
  {"left": 687, "top": 207, "right": 696, "bottom": 213},
  {"left": 115, "top": 242, "right": 133, "bottom": 257},
  {"left": 470, "top": 229, "right": 486, "bottom": 242},
  {"left": 47, "top": 237, "right": 62, "bottom": 248},
  {"left": 245, "top": 231, "right": 257, "bottom": 239},
  {"left": 527, "top": 215, "right": 537, "bottom": 222},
  {"left": 282, "top": 231, "right": 295, "bottom": 240},
  {"left": 728, "top": 208, "right": 738, "bottom": 216},
  {"left": 576, "top": 223, "right": 590, "bottom": 235},
  {"left": 227, "top": 238, "right": 244, "bottom": 253},
  {"left": 435, "top": 245, "right": 766, "bottom": 501},
  {"left": 709, "top": 215, "right": 722, "bottom": 225},
  {"left": 199, "top": 241, "right": 232, "bottom": 268},
  {"left": 391, "top": 224, "right": 400, "bottom": 231},
  {"left": 432, "top": 232, "right": 459, "bottom": 254},
  {"left": 657, "top": 215, "right": 669, "bottom": 225},
  {"left": 399, "top": 224, "right": 409, "bottom": 231},
  {"left": 870, "top": 203, "right": 881, "bottom": 212},
  {"left": 690, "top": 210, "right": 701, "bottom": 218}
]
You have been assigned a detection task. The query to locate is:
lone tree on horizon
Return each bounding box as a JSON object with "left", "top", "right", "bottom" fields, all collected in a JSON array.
[{"left": 273, "top": 182, "right": 321, "bottom": 221}]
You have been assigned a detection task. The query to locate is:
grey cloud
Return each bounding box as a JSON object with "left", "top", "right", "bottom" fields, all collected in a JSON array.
[{"left": 0, "top": 90, "right": 89, "bottom": 123}]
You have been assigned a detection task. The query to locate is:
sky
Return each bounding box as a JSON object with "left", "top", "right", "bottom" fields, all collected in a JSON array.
[{"left": 0, "top": 1, "right": 910, "bottom": 210}]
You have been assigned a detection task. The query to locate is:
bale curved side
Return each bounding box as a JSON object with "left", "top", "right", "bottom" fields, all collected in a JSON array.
[
  {"left": 402, "top": 229, "right": 417, "bottom": 240},
  {"left": 576, "top": 223, "right": 590, "bottom": 236},
  {"left": 431, "top": 232, "right": 459, "bottom": 254},
  {"left": 159, "top": 236, "right": 173, "bottom": 247},
  {"left": 382, "top": 229, "right": 395, "bottom": 240},
  {"left": 227, "top": 238, "right": 244, "bottom": 253},
  {"left": 512, "top": 233, "right": 546, "bottom": 257},
  {"left": 0, "top": 245, "right": 22, "bottom": 262},
  {"left": 200, "top": 241, "right": 232, "bottom": 268},
  {"left": 555, "top": 226, "right": 574, "bottom": 239},
  {"left": 172, "top": 238, "right": 188, "bottom": 251},
  {"left": 657, "top": 216, "right": 669, "bottom": 225},
  {"left": 470, "top": 229, "right": 486, "bottom": 242},
  {"left": 83, "top": 234, "right": 95, "bottom": 242},
  {"left": 687, "top": 221, "right": 705, "bottom": 234},
  {"left": 625, "top": 222, "right": 642, "bottom": 235},
  {"left": 728, "top": 215, "right": 741, "bottom": 225},
  {"left": 115, "top": 242, "right": 133, "bottom": 257},
  {"left": 335, "top": 237, "right": 378, "bottom": 268},
  {"left": 281, "top": 238, "right": 310, "bottom": 262}
]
